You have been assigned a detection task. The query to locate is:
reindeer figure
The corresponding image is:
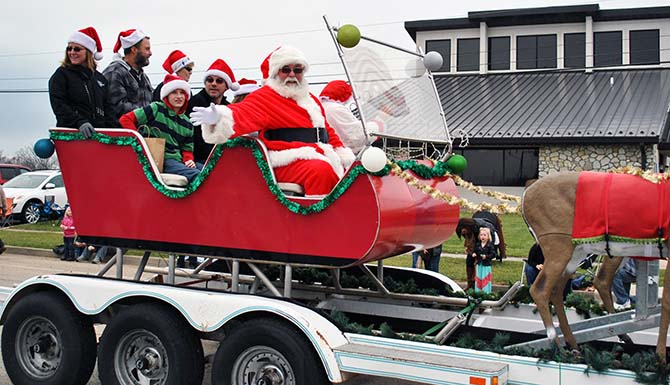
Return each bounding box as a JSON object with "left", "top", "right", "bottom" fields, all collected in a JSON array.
[{"left": 523, "top": 171, "right": 670, "bottom": 364}]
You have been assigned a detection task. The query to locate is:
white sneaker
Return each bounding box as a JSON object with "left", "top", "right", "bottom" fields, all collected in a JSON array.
[{"left": 614, "top": 300, "right": 631, "bottom": 310}]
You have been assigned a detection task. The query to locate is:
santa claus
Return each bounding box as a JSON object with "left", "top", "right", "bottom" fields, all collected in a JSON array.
[{"left": 190, "top": 46, "right": 355, "bottom": 196}]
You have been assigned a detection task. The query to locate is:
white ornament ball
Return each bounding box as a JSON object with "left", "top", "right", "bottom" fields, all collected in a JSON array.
[
  {"left": 423, "top": 51, "right": 444, "bottom": 72},
  {"left": 361, "top": 147, "right": 388, "bottom": 173},
  {"left": 405, "top": 58, "right": 426, "bottom": 78}
]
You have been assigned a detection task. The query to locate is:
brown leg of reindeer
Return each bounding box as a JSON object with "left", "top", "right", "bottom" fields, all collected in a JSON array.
[
  {"left": 593, "top": 256, "right": 624, "bottom": 313},
  {"left": 550, "top": 274, "right": 578, "bottom": 350},
  {"left": 657, "top": 265, "right": 670, "bottom": 365},
  {"left": 530, "top": 234, "right": 575, "bottom": 349}
]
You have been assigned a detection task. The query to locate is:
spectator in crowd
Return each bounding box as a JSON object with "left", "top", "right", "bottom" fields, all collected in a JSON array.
[
  {"left": 613, "top": 258, "right": 637, "bottom": 310},
  {"left": 103, "top": 28, "right": 153, "bottom": 121},
  {"left": 153, "top": 50, "right": 194, "bottom": 102},
  {"left": 191, "top": 46, "right": 355, "bottom": 196},
  {"left": 231, "top": 78, "right": 260, "bottom": 104},
  {"left": 319, "top": 80, "right": 385, "bottom": 154},
  {"left": 473, "top": 227, "right": 495, "bottom": 293},
  {"left": 412, "top": 245, "right": 442, "bottom": 273},
  {"left": 120, "top": 74, "right": 200, "bottom": 182},
  {"left": 186, "top": 58, "right": 239, "bottom": 164},
  {"left": 0, "top": 185, "right": 6, "bottom": 254},
  {"left": 60, "top": 207, "right": 76, "bottom": 261},
  {"left": 465, "top": 244, "right": 477, "bottom": 290},
  {"left": 48, "top": 26, "right": 118, "bottom": 138},
  {"left": 525, "top": 243, "right": 544, "bottom": 286}
]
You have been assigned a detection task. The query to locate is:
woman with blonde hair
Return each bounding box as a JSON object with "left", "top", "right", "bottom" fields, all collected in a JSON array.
[{"left": 48, "top": 26, "right": 118, "bottom": 138}]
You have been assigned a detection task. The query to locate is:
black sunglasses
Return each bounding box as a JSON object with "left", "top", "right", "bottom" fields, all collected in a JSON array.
[
  {"left": 281, "top": 66, "right": 304, "bottom": 74},
  {"left": 183, "top": 67, "right": 193, "bottom": 72},
  {"left": 205, "top": 77, "right": 225, "bottom": 84},
  {"left": 66, "top": 46, "right": 83, "bottom": 52}
]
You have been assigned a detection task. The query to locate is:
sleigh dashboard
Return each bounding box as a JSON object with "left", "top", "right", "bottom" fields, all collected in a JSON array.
[{"left": 51, "top": 128, "right": 459, "bottom": 267}]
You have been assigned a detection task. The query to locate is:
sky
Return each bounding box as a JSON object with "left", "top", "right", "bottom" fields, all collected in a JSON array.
[{"left": 0, "top": 0, "right": 666, "bottom": 157}]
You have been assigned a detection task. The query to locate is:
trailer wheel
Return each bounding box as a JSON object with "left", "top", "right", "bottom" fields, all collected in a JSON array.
[
  {"left": 97, "top": 302, "right": 204, "bottom": 385},
  {"left": 1, "top": 291, "right": 96, "bottom": 385},
  {"left": 212, "top": 318, "right": 330, "bottom": 385}
]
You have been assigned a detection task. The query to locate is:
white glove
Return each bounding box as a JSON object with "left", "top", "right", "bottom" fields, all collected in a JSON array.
[{"left": 190, "top": 103, "right": 220, "bottom": 126}]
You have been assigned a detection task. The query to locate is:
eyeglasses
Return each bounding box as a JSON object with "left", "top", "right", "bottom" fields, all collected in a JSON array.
[
  {"left": 205, "top": 77, "right": 225, "bottom": 84},
  {"left": 66, "top": 46, "right": 83, "bottom": 52},
  {"left": 281, "top": 66, "right": 304, "bottom": 75},
  {"left": 183, "top": 67, "right": 193, "bottom": 72}
]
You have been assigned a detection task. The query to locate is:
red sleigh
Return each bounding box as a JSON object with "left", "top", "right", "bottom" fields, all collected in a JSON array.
[{"left": 52, "top": 128, "right": 459, "bottom": 267}]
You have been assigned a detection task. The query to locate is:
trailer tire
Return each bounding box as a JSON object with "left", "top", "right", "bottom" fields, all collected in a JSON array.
[
  {"left": 97, "top": 302, "right": 204, "bottom": 385},
  {"left": 212, "top": 317, "right": 330, "bottom": 385},
  {"left": 1, "top": 291, "right": 96, "bottom": 385}
]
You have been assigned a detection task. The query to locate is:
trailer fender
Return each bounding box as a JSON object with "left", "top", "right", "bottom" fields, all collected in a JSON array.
[{"left": 0, "top": 274, "right": 348, "bottom": 382}]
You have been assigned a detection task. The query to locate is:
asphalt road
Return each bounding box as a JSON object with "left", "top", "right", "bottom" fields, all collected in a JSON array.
[{"left": 0, "top": 251, "right": 423, "bottom": 385}]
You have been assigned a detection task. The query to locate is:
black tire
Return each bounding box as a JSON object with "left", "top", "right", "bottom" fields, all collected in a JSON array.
[
  {"left": 21, "top": 200, "right": 41, "bottom": 224},
  {"left": 97, "top": 302, "right": 204, "bottom": 385},
  {"left": 212, "top": 317, "right": 330, "bottom": 385},
  {"left": 1, "top": 291, "right": 97, "bottom": 385}
]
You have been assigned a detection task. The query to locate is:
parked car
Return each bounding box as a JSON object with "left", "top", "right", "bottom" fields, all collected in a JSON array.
[
  {"left": 0, "top": 164, "right": 31, "bottom": 184},
  {"left": 3, "top": 170, "right": 67, "bottom": 223}
]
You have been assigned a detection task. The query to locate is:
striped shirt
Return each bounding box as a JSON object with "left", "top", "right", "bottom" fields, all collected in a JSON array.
[{"left": 133, "top": 101, "right": 194, "bottom": 162}]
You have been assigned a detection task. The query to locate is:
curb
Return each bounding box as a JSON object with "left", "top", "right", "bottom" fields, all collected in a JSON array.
[{"left": 5, "top": 246, "right": 148, "bottom": 266}]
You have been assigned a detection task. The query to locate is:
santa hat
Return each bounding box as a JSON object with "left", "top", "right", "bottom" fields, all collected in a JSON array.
[
  {"left": 260, "top": 46, "right": 309, "bottom": 80},
  {"left": 162, "top": 50, "right": 193, "bottom": 74},
  {"left": 68, "top": 27, "right": 104, "bottom": 60},
  {"left": 319, "top": 80, "right": 353, "bottom": 103},
  {"left": 160, "top": 73, "right": 191, "bottom": 101},
  {"left": 203, "top": 59, "right": 239, "bottom": 91},
  {"left": 113, "top": 29, "right": 147, "bottom": 53},
  {"left": 234, "top": 78, "right": 260, "bottom": 97}
]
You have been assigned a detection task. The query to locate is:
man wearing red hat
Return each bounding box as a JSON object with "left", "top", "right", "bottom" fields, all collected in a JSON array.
[
  {"left": 153, "top": 50, "right": 194, "bottom": 102},
  {"left": 103, "top": 28, "right": 153, "bottom": 120},
  {"left": 319, "top": 80, "right": 385, "bottom": 154},
  {"left": 191, "top": 46, "right": 355, "bottom": 196},
  {"left": 186, "top": 58, "right": 239, "bottom": 164}
]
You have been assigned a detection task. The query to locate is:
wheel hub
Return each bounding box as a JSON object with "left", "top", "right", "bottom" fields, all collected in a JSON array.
[
  {"left": 115, "top": 330, "right": 168, "bottom": 385},
  {"left": 15, "top": 317, "right": 61, "bottom": 379},
  {"left": 234, "top": 347, "right": 295, "bottom": 385},
  {"left": 256, "top": 365, "right": 284, "bottom": 385}
]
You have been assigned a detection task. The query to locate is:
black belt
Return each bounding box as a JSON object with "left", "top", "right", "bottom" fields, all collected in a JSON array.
[{"left": 264, "top": 127, "right": 328, "bottom": 143}]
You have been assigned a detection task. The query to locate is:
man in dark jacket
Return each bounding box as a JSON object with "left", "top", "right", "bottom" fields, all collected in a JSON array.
[
  {"left": 186, "top": 58, "right": 238, "bottom": 164},
  {"left": 103, "top": 29, "right": 153, "bottom": 120}
]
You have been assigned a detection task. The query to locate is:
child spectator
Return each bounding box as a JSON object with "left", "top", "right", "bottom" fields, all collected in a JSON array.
[
  {"left": 119, "top": 73, "right": 201, "bottom": 181},
  {"left": 473, "top": 227, "right": 495, "bottom": 293},
  {"left": 60, "top": 207, "right": 76, "bottom": 261}
]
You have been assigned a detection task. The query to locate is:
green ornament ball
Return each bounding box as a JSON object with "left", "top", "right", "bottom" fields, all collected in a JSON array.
[
  {"left": 337, "top": 24, "right": 361, "bottom": 48},
  {"left": 447, "top": 154, "right": 467, "bottom": 174}
]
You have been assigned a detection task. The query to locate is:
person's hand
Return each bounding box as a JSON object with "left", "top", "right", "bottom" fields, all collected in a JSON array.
[
  {"left": 482, "top": 255, "right": 487, "bottom": 260},
  {"left": 190, "top": 103, "right": 219, "bottom": 126},
  {"left": 537, "top": 264, "right": 544, "bottom": 270},
  {"left": 184, "top": 160, "right": 196, "bottom": 168},
  {"left": 78, "top": 122, "right": 95, "bottom": 139}
]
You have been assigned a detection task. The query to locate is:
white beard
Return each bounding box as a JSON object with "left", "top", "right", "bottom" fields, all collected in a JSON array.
[{"left": 266, "top": 76, "right": 310, "bottom": 100}]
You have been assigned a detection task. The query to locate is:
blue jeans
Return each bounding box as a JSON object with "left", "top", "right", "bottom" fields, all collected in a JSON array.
[
  {"left": 612, "top": 268, "right": 636, "bottom": 305},
  {"left": 412, "top": 252, "right": 420, "bottom": 268},
  {"left": 163, "top": 159, "right": 203, "bottom": 182},
  {"left": 525, "top": 264, "right": 539, "bottom": 286}
]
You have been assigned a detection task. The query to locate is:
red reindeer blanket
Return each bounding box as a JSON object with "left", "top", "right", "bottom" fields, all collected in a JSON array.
[{"left": 572, "top": 171, "right": 670, "bottom": 243}]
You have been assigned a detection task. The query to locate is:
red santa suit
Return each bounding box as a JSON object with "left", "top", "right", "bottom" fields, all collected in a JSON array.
[{"left": 199, "top": 46, "right": 355, "bottom": 195}]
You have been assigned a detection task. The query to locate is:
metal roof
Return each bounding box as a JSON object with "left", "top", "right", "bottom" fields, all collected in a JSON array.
[{"left": 436, "top": 69, "right": 670, "bottom": 145}]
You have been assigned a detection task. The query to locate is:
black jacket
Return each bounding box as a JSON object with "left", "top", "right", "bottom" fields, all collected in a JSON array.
[
  {"left": 474, "top": 241, "right": 496, "bottom": 266},
  {"left": 48, "top": 65, "right": 118, "bottom": 129},
  {"left": 186, "top": 89, "right": 229, "bottom": 164}
]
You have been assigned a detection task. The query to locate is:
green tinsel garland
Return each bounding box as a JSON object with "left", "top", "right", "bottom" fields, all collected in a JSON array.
[{"left": 50, "top": 131, "right": 456, "bottom": 215}]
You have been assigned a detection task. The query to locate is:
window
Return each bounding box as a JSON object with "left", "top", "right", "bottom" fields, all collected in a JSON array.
[
  {"left": 457, "top": 38, "right": 479, "bottom": 72},
  {"left": 594, "top": 31, "right": 622, "bottom": 67},
  {"left": 456, "top": 148, "right": 539, "bottom": 186},
  {"left": 425, "top": 40, "right": 451, "bottom": 72},
  {"left": 630, "top": 29, "right": 659, "bottom": 65},
  {"left": 47, "top": 175, "right": 64, "bottom": 188},
  {"left": 517, "top": 35, "right": 557, "bottom": 69},
  {"left": 564, "top": 33, "right": 585, "bottom": 69},
  {"left": 0, "top": 167, "right": 17, "bottom": 180},
  {"left": 488, "top": 37, "right": 510, "bottom": 70}
]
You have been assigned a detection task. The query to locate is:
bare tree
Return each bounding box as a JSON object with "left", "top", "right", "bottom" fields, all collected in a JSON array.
[
  {"left": 11, "top": 146, "right": 59, "bottom": 170},
  {"left": 0, "top": 150, "right": 11, "bottom": 163}
]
